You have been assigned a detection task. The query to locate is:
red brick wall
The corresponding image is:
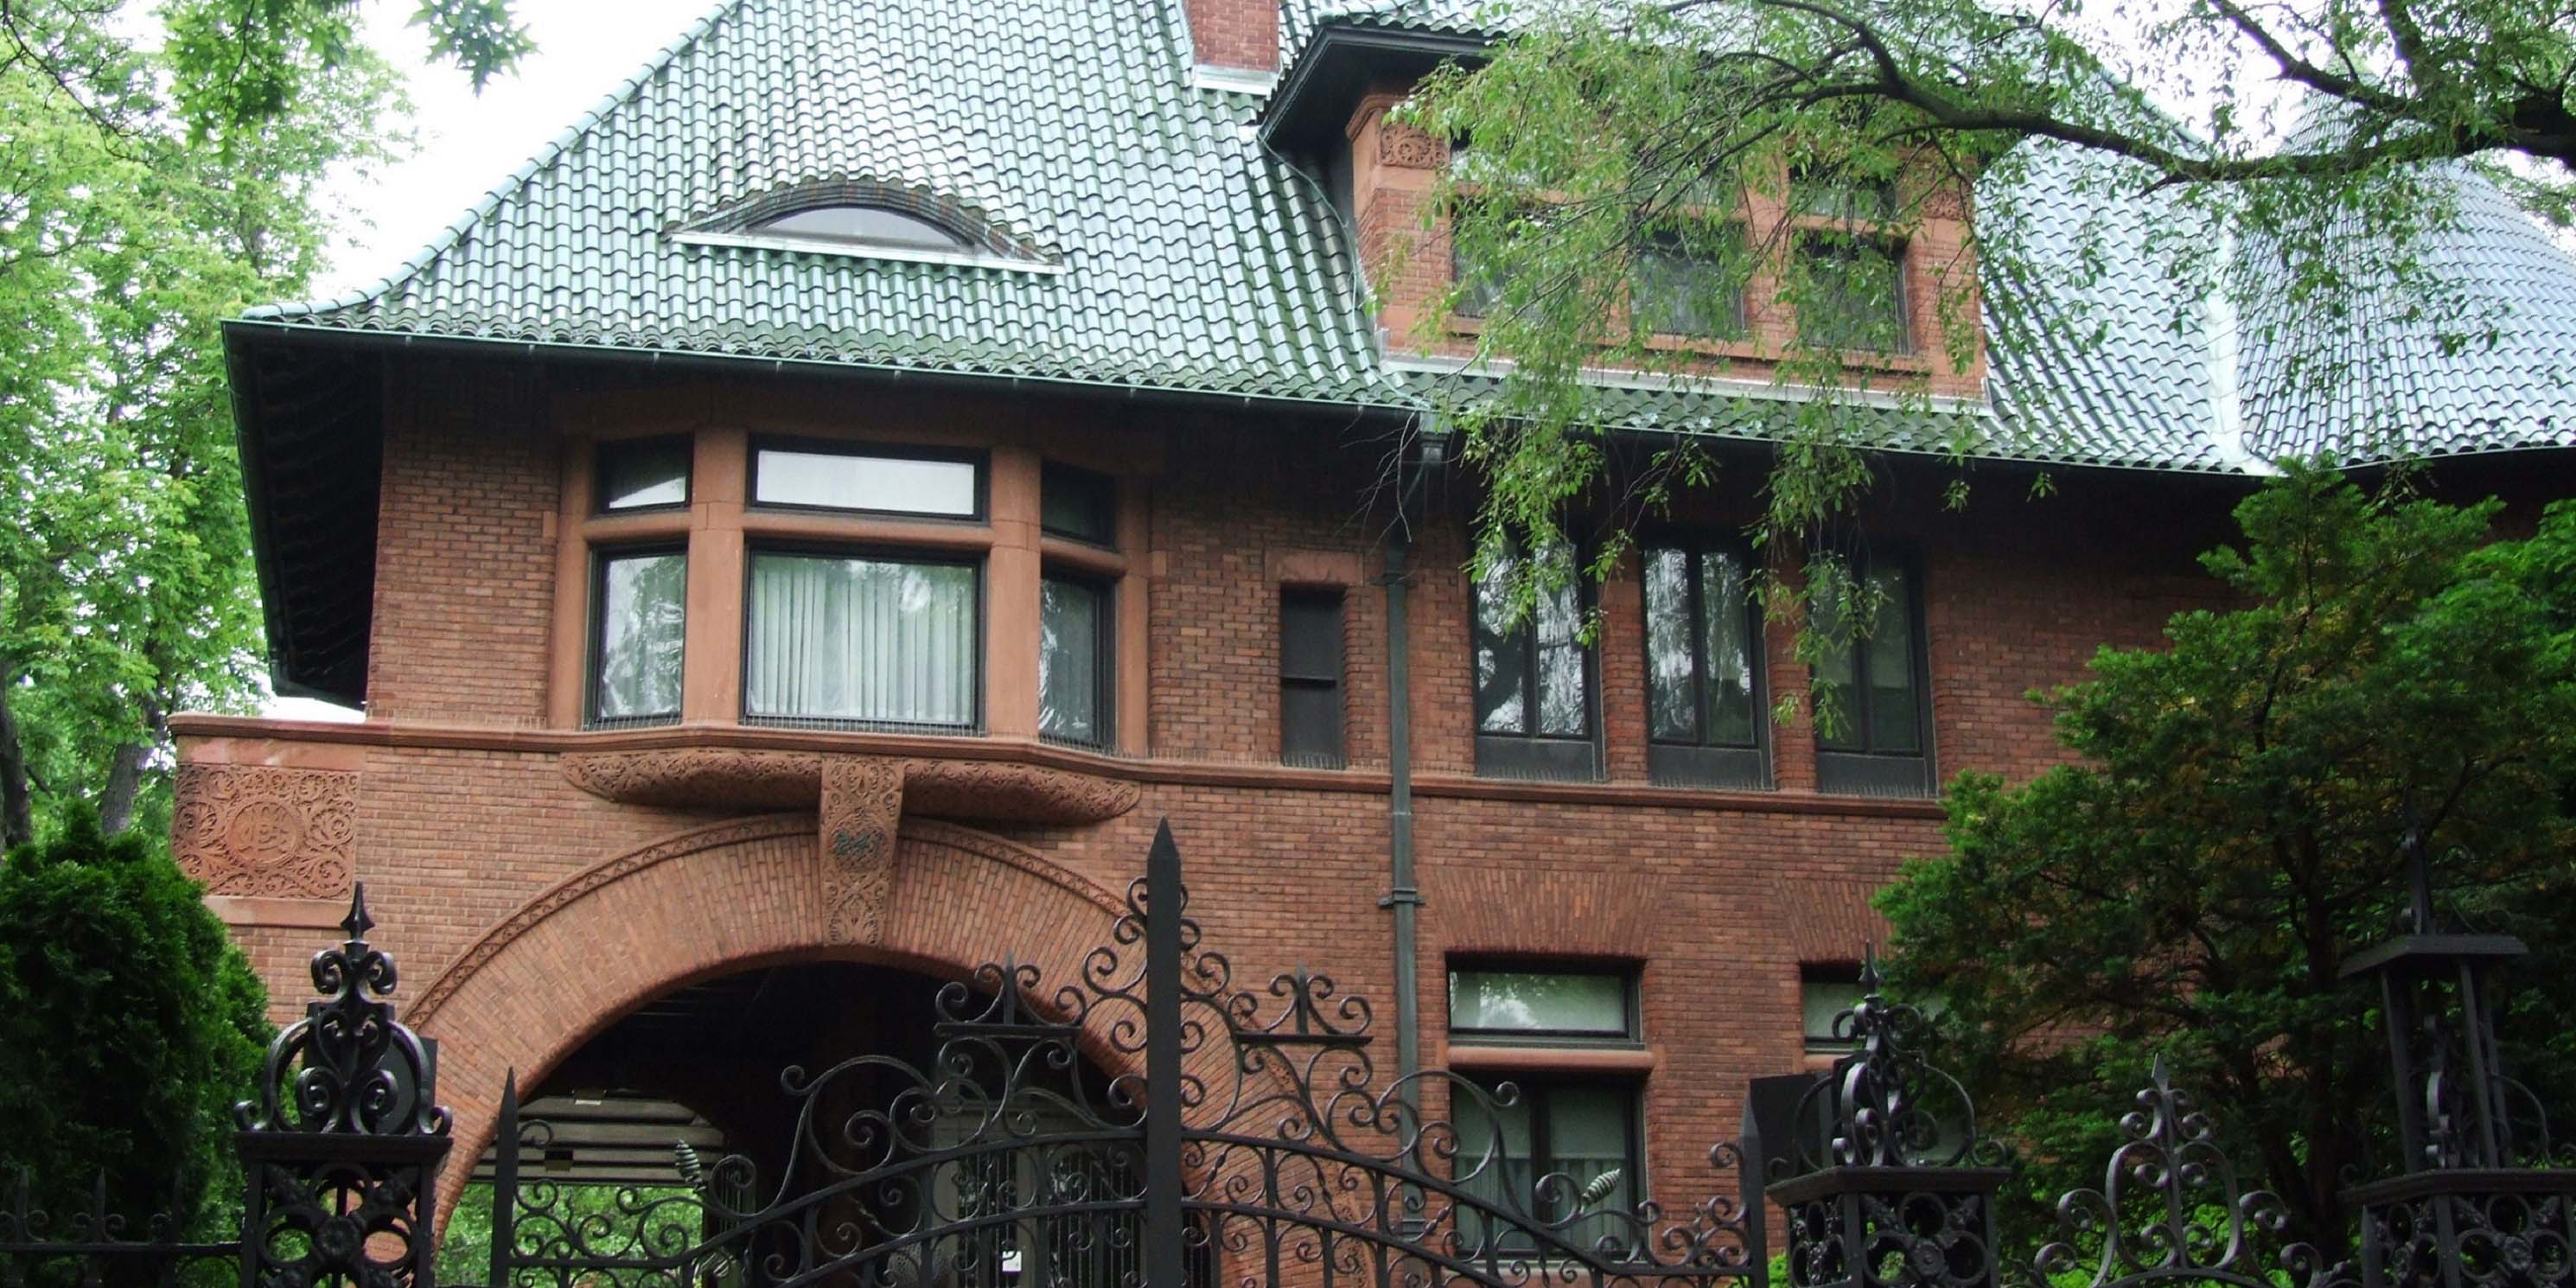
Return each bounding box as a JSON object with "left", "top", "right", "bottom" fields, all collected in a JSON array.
[
  {"left": 1184, "top": 0, "right": 1276, "bottom": 71},
  {"left": 208, "top": 367, "right": 2296, "bottom": 1235},
  {"left": 365, "top": 361, "right": 559, "bottom": 724}
]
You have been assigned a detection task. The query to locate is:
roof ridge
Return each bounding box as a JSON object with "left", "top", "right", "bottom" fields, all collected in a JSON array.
[{"left": 246, "top": 0, "right": 756, "bottom": 322}]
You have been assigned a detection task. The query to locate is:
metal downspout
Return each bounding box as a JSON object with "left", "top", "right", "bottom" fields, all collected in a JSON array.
[{"left": 1380, "top": 424, "right": 1439, "bottom": 1107}]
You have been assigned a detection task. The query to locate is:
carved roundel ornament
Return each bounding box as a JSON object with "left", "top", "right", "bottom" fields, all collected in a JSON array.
[{"left": 174, "top": 764, "right": 359, "bottom": 899}]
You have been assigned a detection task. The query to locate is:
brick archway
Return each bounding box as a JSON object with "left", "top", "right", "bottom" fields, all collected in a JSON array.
[{"left": 409, "top": 812, "right": 1130, "bottom": 1219}]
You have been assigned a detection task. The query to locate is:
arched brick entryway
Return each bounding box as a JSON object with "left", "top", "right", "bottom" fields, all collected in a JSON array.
[{"left": 408, "top": 812, "right": 1130, "bottom": 1218}]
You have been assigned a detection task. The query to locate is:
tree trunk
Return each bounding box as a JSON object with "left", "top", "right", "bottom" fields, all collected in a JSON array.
[
  {"left": 0, "top": 669, "right": 35, "bottom": 850},
  {"left": 97, "top": 740, "right": 149, "bottom": 835}
]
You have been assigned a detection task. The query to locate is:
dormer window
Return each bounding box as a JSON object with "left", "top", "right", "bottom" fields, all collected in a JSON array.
[
  {"left": 751, "top": 205, "right": 970, "bottom": 252},
  {"left": 675, "top": 185, "right": 1062, "bottom": 274}
]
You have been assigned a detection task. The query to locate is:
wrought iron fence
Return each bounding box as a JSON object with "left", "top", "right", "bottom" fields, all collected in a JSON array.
[{"left": 1, "top": 823, "right": 2566, "bottom": 1288}]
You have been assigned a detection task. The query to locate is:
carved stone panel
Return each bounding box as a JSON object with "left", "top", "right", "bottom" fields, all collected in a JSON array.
[
  {"left": 173, "top": 764, "right": 360, "bottom": 898},
  {"left": 819, "top": 758, "right": 904, "bottom": 945}
]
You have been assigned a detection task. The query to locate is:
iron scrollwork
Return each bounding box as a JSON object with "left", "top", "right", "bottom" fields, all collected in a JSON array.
[
  {"left": 488, "top": 820, "right": 1761, "bottom": 1288},
  {"left": 2023, "top": 1057, "right": 2353, "bottom": 1288}
]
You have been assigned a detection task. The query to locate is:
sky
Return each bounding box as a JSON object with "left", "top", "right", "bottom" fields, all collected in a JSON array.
[{"left": 314, "top": 0, "right": 726, "bottom": 298}]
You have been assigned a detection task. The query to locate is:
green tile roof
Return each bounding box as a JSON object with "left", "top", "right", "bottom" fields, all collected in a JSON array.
[{"left": 239, "top": 0, "right": 2576, "bottom": 473}]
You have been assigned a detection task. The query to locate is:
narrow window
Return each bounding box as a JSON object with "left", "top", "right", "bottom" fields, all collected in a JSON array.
[
  {"left": 596, "top": 437, "right": 691, "bottom": 512},
  {"left": 1040, "top": 574, "right": 1113, "bottom": 749},
  {"left": 1472, "top": 541, "right": 1596, "bottom": 781},
  {"left": 1810, "top": 551, "right": 1932, "bottom": 796},
  {"left": 1630, "top": 227, "right": 1749, "bottom": 339},
  {"left": 1041, "top": 462, "right": 1118, "bottom": 545},
  {"left": 1793, "top": 234, "right": 1910, "bottom": 354},
  {"left": 589, "top": 549, "right": 686, "bottom": 727},
  {"left": 1279, "top": 589, "right": 1346, "bottom": 768},
  {"left": 1447, "top": 966, "right": 1644, "bottom": 1255},
  {"left": 743, "top": 551, "right": 979, "bottom": 731},
  {"left": 750, "top": 440, "right": 982, "bottom": 519},
  {"left": 1801, "top": 965, "right": 1868, "bottom": 1053},
  {"left": 1451, "top": 236, "right": 1502, "bottom": 319},
  {"left": 1642, "top": 539, "right": 1767, "bottom": 788},
  {"left": 1454, "top": 1079, "right": 1642, "bottom": 1255}
]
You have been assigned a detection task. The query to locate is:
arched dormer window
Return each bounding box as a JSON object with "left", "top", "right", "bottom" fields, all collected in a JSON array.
[
  {"left": 675, "top": 183, "right": 1061, "bottom": 274},
  {"left": 752, "top": 205, "right": 971, "bottom": 252}
]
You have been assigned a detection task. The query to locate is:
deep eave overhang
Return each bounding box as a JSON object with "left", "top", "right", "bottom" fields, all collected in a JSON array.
[{"left": 1260, "top": 22, "right": 1494, "bottom": 156}]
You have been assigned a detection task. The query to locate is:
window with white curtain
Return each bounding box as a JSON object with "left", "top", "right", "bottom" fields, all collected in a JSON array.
[
  {"left": 1039, "top": 574, "right": 1109, "bottom": 747},
  {"left": 743, "top": 551, "right": 979, "bottom": 730}
]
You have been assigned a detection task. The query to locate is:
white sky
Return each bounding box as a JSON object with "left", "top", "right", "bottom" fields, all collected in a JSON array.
[{"left": 315, "top": 0, "right": 727, "bottom": 297}]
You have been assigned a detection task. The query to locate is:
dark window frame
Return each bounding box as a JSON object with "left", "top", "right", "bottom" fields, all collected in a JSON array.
[
  {"left": 1039, "top": 568, "right": 1116, "bottom": 751},
  {"left": 1629, "top": 226, "right": 1752, "bottom": 341},
  {"left": 736, "top": 540, "right": 987, "bottom": 735},
  {"left": 1470, "top": 543, "right": 1603, "bottom": 782},
  {"left": 1446, "top": 964, "right": 1644, "bottom": 1049},
  {"left": 585, "top": 544, "right": 689, "bottom": 730},
  {"left": 1278, "top": 587, "right": 1348, "bottom": 769},
  {"left": 1454, "top": 1072, "right": 1648, "bottom": 1256},
  {"left": 1791, "top": 232, "right": 1914, "bottom": 355},
  {"left": 1801, "top": 962, "right": 1867, "bottom": 1053},
  {"left": 1811, "top": 547, "right": 1935, "bottom": 797},
  {"left": 594, "top": 436, "right": 694, "bottom": 514},
  {"left": 1640, "top": 532, "right": 1770, "bottom": 790},
  {"left": 747, "top": 436, "right": 990, "bottom": 523},
  {"left": 1040, "top": 461, "right": 1119, "bottom": 547}
]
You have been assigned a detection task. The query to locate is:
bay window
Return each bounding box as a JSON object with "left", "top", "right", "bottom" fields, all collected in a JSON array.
[
  {"left": 743, "top": 551, "right": 979, "bottom": 731},
  {"left": 588, "top": 549, "right": 686, "bottom": 727},
  {"left": 1642, "top": 539, "right": 1768, "bottom": 788},
  {"left": 1039, "top": 573, "right": 1112, "bottom": 748},
  {"left": 1810, "top": 551, "right": 1932, "bottom": 796},
  {"left": 1472, "top": 542, "right": 1597, "bottom": 781}
]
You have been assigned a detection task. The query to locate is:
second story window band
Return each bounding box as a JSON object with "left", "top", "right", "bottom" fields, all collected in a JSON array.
[
  {"left": 1473, "top": 541, "right": 1598, "bottom": 781},
  {"left": 743, "top": 550, "right": 979, "bottom": 732},
  {"left": 1039, "top": 573, "right": 1112, "bottom": 749},
  {"left": 1643, "top": 541, "right": 1769, "bottom": 789},
  {"left": 1811, "top": 551, "right": 1933, "bottom": 796}
]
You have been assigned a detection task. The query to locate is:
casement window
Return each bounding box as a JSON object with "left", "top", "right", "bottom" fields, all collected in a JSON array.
[
  {"left": 1448, "top": 967, "right": 1644, "bottom": 1253},
  {"left": 1278, "top": 589, "right": 1347, "bottom": 768},
  {"left": 1642, "top": 539, "right": 1768, "bottom": 788},
  {"left": 1472, "top": 542, "right": 1598, "bottom": 781},
  {"left": 1630, "top": 227, "right": 1750, "bottom": 340},
  {"left": 1801, "top": 965, "right": 1867, "bottom": 1053},
  {"left": 1039, "top": 573, "right": 1113, "bottom": 748},
  {"left": 588, "top": 549, "right": 687, "bottom": 728},
  {"left": 749, "top": 439, "right": 984, "bottom": 520},
  {"left": 596, "top": 437, "right": 692, "bottom": 512},
  {"left": 1793, "top": 234, "right": 1910, "bottom": 354},
  {"left": 1809, "top": 551, "right": 1934, "bottom": 796},
  {"left": 743, "top": 551, "right": 979, "bottom": 731},
  {"left": 1041, "top": 462, "right": 1118, "bottom": 546}
]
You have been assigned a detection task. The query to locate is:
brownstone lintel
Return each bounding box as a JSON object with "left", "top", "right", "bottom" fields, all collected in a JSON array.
[{"left": 558, "top": 746, "right": 1144, "bottom": 826}]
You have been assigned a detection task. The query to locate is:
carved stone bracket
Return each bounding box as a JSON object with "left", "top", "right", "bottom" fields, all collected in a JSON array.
[
  {"left": 560, "top": 748, "right": 1142, "bottom": 824},
  {"left": 173, "top": 764, "right": 360, "bottom": 898}
]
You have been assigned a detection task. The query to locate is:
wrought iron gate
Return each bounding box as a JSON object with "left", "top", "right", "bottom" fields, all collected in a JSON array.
[{"left": 481, "top": 823, "right": 1763, "bottom": 1288}]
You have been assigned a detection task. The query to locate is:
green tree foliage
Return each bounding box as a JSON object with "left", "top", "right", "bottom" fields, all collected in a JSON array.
[
  {"left": 0, "top": 0, "right": 400, "bottom": 848},
  {"left": 1405, "top": 2, "right": 2571, "bottom": 667},
  {"left": 1878, "top": 464, "right": 2576, "bottom": 1255},
  {"left": 0, "top": 808, "right": 271, "bottom": 1234}
]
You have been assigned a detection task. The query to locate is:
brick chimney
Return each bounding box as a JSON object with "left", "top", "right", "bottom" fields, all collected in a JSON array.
[{"left": 1185, "top": 0, "right": 1278, "bottom": 73}]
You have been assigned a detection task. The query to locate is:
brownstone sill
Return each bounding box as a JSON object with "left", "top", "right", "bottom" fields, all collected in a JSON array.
[{"left": 169, "top": 715, "right": 1947, "bottom": 819}]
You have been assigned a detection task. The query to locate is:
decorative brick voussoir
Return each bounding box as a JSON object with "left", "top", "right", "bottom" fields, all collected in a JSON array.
[{"left": 172, "top": 764, "right": 360, "bottom": 898}]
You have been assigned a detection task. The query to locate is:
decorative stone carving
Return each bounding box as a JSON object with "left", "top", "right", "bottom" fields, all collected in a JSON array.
[
  {"left": 173, "top": 764, "right": 360, "bottom": 898},
  {"left": 819, "top": 759, "right": 904, "bottom": 945},
  {"left": 902, "top": 759, "right": 1143, "bottom": 823},
  {"left": 1378, "top": 121, "right": 1445, "bottom": 169},
  {"left": 1919, "top": 186, "right": 1967, "bottom": 220},
  {"left": 559, "top": 749, "right": 1140, "bottom": 824},
  {"left": 410, "top": 813, "right": 813, "bottom": 1023}
]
